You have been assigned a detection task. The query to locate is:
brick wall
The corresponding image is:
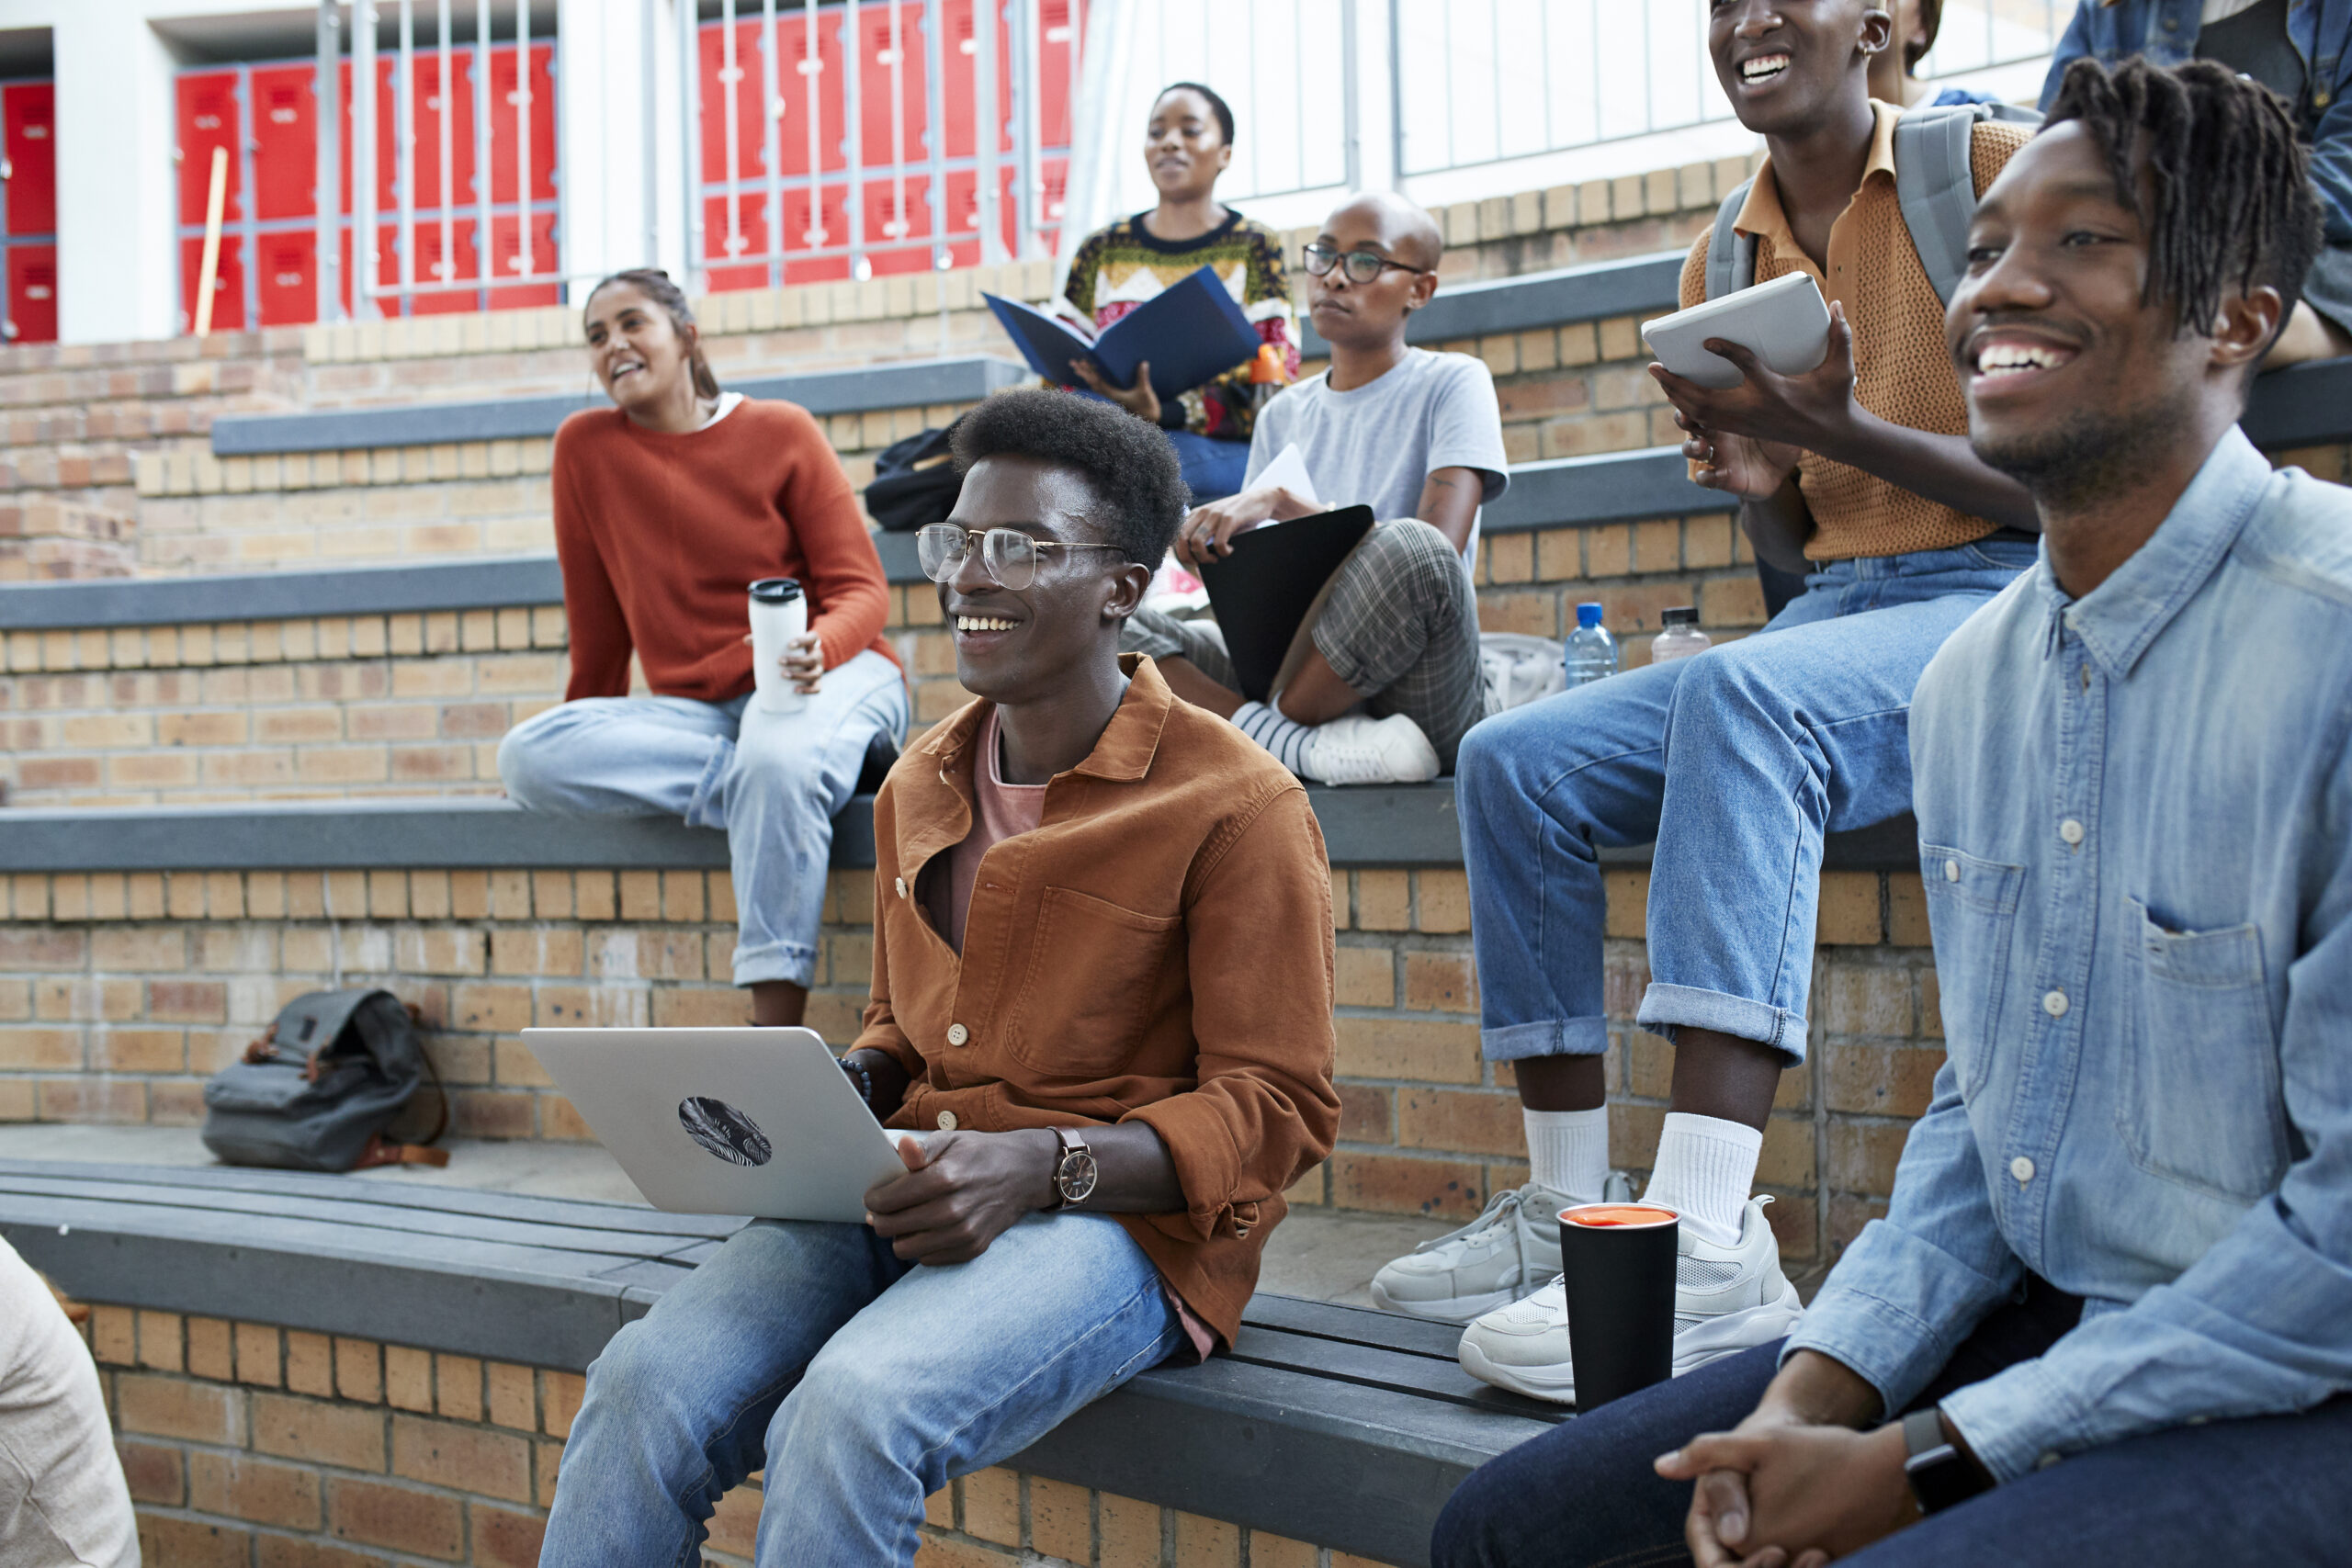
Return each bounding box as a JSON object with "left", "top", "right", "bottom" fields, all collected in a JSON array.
[
  {"left": 0, "top": 504, "right": 1771, "bottom": 809},
  {"left": 0, "top": 161, "right": 1742, "bottom": 582},
  {"left": 0, "top": 854, "right": 1936, "bottom": 1280},
  {"left": 81, "top": 1301, "right": 1386, "bottom": 1567}
]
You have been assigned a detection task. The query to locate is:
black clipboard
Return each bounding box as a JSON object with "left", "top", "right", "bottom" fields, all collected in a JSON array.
[{"left": 1196, "top": 506, "right": 1377, "bottom": 704}]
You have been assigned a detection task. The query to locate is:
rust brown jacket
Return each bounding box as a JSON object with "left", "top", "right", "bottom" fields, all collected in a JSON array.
[{"left": 857, "top": 656, "right": 1340, "bottom": 1346}]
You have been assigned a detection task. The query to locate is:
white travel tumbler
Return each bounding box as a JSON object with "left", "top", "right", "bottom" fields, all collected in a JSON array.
[{"left": 748, "top": 578, "right": 808, "bottom": 715}]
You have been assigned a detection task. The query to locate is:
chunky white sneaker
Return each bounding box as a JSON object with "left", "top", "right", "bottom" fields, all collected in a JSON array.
[
  {"left": 1369, "top": 1173, "right": 1634, "bottom": 1324},
  {"left": 1298, "top": 712, "right": 1440, "bottom": 785},
  {"left": 1455, "top": 1196, "right": 1804, "bottom": 1404}
]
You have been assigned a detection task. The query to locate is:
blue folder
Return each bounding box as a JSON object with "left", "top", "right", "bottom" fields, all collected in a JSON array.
[{"left": 984, "top": 265, "right": 1263, "bottom": 404}]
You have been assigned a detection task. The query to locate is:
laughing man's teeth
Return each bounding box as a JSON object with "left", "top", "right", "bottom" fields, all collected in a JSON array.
[
  {"left": 1742, "top": 54, "right": 1791, "bottom": 81},
  {"left": 956, "top": 615, "right": 1019, "bottom": 632},
  {"left": 1976, "top": 343, "right": 2066, "bottom": 376}
]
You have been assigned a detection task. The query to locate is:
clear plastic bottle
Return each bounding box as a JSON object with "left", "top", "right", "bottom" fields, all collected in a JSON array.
[
  {"left": 1564, "top": 602, "right": 1620, "bottom": 688},
  {"left": 1650, "top": 605, "right": 1711, "bottom": 665}
]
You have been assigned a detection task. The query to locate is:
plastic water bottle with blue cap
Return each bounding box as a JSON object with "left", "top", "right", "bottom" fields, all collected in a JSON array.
[{"left": 1564, "top": 603, "right": 1619, "bottom": 688}]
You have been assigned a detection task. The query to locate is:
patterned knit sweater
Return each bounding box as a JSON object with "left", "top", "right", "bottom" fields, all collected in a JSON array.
[{"left": 1058, "top": 209, "right": 1301, "bottom": 443}]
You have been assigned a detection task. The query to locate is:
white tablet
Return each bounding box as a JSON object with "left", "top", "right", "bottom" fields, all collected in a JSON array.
[
  {"left": 1641, "top": 271, "right": 1831, "bottom": 390},
  {"left": 523, "top": 1026, "right": 911, "bottom": 1222}
]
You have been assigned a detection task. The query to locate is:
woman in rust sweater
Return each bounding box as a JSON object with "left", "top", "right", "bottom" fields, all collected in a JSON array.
[{"left": 497, "top": 269, "right": 907, "bottom": 1027}]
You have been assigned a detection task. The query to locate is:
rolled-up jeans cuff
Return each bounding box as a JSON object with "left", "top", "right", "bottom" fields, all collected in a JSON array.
[
  {"left": 1481, "top": 1017, "right": 1611, "bottom": 1063},
  {"left": 1636, "top": 982, "right": 1807, "bottom": 1063},
  {"left": 733, "top": 939, "right": 817, "bottom": 989}
]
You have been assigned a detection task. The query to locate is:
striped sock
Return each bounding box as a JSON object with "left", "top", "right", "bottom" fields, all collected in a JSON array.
[{"left": 1231, "top": 701, "right": 1313, "bottom": 775}]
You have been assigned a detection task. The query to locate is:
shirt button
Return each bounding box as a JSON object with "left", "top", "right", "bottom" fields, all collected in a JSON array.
[
  {"left": 2042, "top": 989, "right": 2069, "bottom": 1018},
  {"left": 1944, "top": 859, "right": 1962, "bottom": 883},
  {"left": 936, "top": 1111, "right": 958, "bottom": 1131},
  {"left": 2010, "top": 1155, "right": 2035, "bottom": 1184},
  {"left": 2058, "top": 818, "right": 2085, "bottom": 846},
  {"left": 894, "top": 876, "right": 908, "bottom": 898},
  {"left": 946, "top": 1022, "right": 969, "bottom": 1046}
]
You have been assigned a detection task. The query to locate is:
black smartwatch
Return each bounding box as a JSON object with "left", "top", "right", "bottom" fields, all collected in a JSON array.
[{"left": 1901, "top": 1406, "right": 1994, "bottom": 1514}]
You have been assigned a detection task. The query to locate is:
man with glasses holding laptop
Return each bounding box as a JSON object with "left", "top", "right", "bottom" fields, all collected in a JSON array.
[
  {"left": 537, "top": 389, "right": 1340, "bottom": 1567},
  {"left": 1121, "top": 190, "right": 1509, "bottom": 786}
]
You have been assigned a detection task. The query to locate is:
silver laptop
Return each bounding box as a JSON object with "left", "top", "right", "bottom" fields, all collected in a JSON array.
[{"left": 523, "top": 1027, "right": 910, "bottom": 1222}]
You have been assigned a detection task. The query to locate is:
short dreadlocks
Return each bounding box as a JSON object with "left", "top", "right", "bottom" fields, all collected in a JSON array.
[{"left": 2043, "top": 56, "right": 2322, "bottom": 340}]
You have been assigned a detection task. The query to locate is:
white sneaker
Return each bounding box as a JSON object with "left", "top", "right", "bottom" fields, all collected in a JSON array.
[
  {"left": 1298, "top": 712, "right": 1440, "bottom": 785},
  {"left": 1455, "top": 1196, "right": 1804, "bottom": 1404},
  {"left": 1369, "top": 1173, "right": 1634, "bottom": 1323}
]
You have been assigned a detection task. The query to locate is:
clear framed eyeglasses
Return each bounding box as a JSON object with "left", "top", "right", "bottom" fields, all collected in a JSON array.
[{"left": 915, "top": 525, "right": 1126, "bottom": 592}]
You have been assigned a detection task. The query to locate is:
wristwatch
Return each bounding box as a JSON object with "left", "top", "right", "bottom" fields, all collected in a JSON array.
[
  {"left": 1901, "top": 1406, "right": 1993, "bottom": 1514},
  {"left": 1048, "top": 1127, "right": 1098, "bottom": 1211}
]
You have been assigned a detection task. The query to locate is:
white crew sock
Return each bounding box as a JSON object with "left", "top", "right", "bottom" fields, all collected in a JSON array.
[
  {"left": 1231, "top": 701, "right": 1314, "bottom": 776},
  {"left": 1522, "top": 1107, "right": 1610, "bottom": 1205},
  {"left": 1642, "top": 1111, "right": 1763, "bottom": 1247}
]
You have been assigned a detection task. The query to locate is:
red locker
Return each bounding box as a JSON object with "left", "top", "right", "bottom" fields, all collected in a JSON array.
[
  {"left": 702, "top": 193, "right": 773, "bottom": 293},
  {"left": 4, "top": 84, "right": 56, "bottom": 237},
  {"left": 255, "top": 230, "right": 318, "bottom": 325},
  {"left": 699, "top": 20, "right": 771, "bottom": 186},
  {"left": 402, "top": 49, "right": 477, "bottom": 214},
  {"left": 176, "top": 72, "right": 244, "bottom": 227},
  {"left": 487, "top": 209, "right": 560, "bottom": 310},
  {"left": 6, "top": 243, "right": 56, "bottom": 343},
  {"left": 337, "top": 59, "right": 401, "bottom": 216},
  {"left": 337, "top": 222, "right": 396, "bottom": 318},
  {"left": 390, "top": 219, "right": 482, "bottom": 314},
  {"left": 938, "top": 0, "right": 1014, "bottom": 159},
  {"left": 854, "top": 2, "right": 930, "bottom": 171},
  {"left": 860, "top": 177, "right": 931, "bottom": 253},
  {"left": 251, "top": 65, "right": 317, "bottom": 222},
  {"left": 485, "top": 44, "right": 559, "bottom": 205},
  {"left": 1038, "top": 0, "right": 1079, "bottom": 148},
  {"left": 180, "top": 234, "right": 247, "bottom": 333},
  {"left": 775, "top": 10, "right": 847, "bottom": 177},
  {"left": 779, "top": 184, "right": 852, "bottom": 284}
]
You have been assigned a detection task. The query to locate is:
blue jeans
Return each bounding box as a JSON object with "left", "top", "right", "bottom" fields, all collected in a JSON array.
[
  {"left": 1163, "top": 428, "right": 1251, "bottom": 504},
  {"left": 539, "top": 1212, "right": 1184, "bottom": 1567},
  {"left": 1430, "top": 1332, "right": 2352, "bottom": 1567},
  {"left": 495, "top": 649, "right": 908, "bottom": 987},
  {"left": 1459, "top": 540, "right": 2034, "bottom": 1063}
]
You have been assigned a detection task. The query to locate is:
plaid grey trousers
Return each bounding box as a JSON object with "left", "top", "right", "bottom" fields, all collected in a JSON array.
[{"left": 1124, "top": 518, "right": 1485, "bottom": 770}]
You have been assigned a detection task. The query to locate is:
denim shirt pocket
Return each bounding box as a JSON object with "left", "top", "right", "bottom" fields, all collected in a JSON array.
[
  {"left": 2118, "top": 897, "right": 2289, "bottom": 1203},
  {"left": 1005, "top": 886, "right": 1185, "bottom": 1077},
  {"left": 1920, "top": 845, "right": 2025, "bottom": 1099}
]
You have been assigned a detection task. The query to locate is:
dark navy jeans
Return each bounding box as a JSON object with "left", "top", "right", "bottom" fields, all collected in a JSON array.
[{"left": 1432, "top": 1284, "right": 2352, "bottom": 1568}]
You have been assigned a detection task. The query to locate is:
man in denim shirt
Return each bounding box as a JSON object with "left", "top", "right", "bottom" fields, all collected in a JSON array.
[
  {"left": 2044, "top": 0, "right": 2352, "bottom": 361},
  {"left": 1434, "top": 58, "right": 2348, "bottom": 1568}
]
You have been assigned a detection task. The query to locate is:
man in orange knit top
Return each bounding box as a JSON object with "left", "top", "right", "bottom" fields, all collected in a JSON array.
[{"left": 498, "top": 270, "right": 908, "bottom": 1030}]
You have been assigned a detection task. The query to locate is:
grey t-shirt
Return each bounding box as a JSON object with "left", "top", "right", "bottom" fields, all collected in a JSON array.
[{"left": 1244, "top": 347, "right": 1510, "bottom": 573}]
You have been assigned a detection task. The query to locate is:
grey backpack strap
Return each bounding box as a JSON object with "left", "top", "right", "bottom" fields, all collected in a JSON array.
[
  {"left": 1705, "top": 179, "right": 1759, "bottom": 299},
  {"left": 1894, "top": 102, "right": 1993, "bottom": 306}
]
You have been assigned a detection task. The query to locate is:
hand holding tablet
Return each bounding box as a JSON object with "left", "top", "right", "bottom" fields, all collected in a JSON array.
[{"left": 1642, "top": 272, "right": 1833, "bottom": 390}]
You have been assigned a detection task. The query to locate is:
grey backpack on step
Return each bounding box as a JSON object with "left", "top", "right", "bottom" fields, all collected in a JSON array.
[
  {"left": 1704, "top": 101, "right": 2042, "bottom": 308},
  {"left": 201, "top": 988, "right": 449, "bottom": 1173}
]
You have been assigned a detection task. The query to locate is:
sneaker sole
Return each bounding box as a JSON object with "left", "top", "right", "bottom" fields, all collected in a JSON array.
[
  {"left": 1369, "top": 1280, "right": 1526, "bottom": 1324},
  {"left": 1455, "top": 1284, "right": 1806, "bottom": 1406}
]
